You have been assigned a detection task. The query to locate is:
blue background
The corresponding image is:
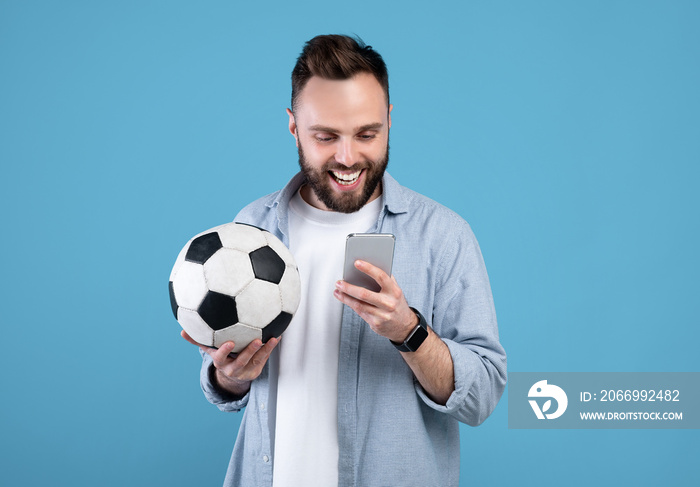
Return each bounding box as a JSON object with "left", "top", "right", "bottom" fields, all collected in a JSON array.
[{"left": 1, "top": 1, "right": 698, "bottom": 485}]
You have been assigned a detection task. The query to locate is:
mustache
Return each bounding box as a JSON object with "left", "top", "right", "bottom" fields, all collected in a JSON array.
[{"left": 323, "top": 162, "right": 370, "bottom": 172}]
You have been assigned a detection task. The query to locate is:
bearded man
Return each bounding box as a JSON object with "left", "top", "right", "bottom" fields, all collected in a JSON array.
[{"left": 182, "top": 34, "right": 507, "bottom": 487}]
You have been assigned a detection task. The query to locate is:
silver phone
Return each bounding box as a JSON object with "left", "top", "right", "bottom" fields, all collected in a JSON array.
[{"left": 343, "top": 233, "right": 395, "bottom": 292}]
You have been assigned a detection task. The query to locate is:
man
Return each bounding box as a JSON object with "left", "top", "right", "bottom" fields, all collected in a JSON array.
[{"left": 182, "top": 34, "right": 507, "bottom": 486}]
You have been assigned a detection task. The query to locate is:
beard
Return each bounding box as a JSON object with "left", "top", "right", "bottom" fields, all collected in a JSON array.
[{"left": 297, "top": 140, "right": 389, "bottom": 214}]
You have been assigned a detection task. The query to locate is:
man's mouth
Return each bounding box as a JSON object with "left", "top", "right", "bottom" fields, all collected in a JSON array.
[{"left": 330, "top": 169, "right": 362, "bottom": 186}]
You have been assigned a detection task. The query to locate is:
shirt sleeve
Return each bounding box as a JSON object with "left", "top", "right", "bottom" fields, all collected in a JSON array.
[
  {"left": 417, "top": 217, "right": 507, "bottom": 426},
  {"left": 199, "top": 349, "right": 250, "bottom": 412}
]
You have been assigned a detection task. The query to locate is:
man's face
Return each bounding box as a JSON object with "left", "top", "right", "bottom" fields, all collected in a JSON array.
[{"left": 287, "top": 72, "right": 392, "bottom": 213}]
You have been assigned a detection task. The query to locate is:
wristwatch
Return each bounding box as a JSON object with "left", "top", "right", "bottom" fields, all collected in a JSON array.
[{"left": 390, "top": 307, "right": 429, "bottom": 352}]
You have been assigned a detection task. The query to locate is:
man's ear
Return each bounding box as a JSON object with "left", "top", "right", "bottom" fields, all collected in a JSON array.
[
  {"left": 286, "top": 108, "right": 298, "bottom": 147},
  {"left": 388, "top": 104, "right": 393, "bottom": 129}
]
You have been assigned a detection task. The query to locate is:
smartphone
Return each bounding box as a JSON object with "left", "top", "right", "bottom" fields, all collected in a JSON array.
[{"left": 343, "top": 233, "right": 395, "bottom": 292}]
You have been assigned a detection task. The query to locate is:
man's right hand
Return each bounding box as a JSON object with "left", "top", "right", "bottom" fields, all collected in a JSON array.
[{"left": 181, "top": 330, "right": 279, "bottom": 397}]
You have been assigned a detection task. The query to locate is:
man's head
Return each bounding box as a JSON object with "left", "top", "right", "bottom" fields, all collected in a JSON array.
[{"left": 288, "top": 35, "right": 392, "bottom": 213}]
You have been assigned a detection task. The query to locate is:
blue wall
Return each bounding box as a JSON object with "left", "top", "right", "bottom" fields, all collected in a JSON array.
[{"left": 1, "top": 1, "right": 698, "bottom": 485}]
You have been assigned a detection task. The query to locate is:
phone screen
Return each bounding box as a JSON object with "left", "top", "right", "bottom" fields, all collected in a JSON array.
[{"left": 343, "top": 233, "right": 395, "bottom": 292}]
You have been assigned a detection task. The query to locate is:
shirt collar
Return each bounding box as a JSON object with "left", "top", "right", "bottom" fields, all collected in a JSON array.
[{"left": 380, "top": 171, "right": 409, "bottom": 216}]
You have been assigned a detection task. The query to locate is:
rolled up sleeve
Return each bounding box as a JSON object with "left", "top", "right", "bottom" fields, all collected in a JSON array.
[
  {"left": 418, "top": 216, "right": 507, "bottom": 425},
  {"left": 199, "top": 350, "right": 250, "bottom": 412}
]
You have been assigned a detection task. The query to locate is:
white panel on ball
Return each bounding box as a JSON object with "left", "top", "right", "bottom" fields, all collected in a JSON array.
[
  {"left": 203, "top": 248, "right": 255, "bottom": 296},
  {"left": 219, "top": 223, "right": 267, "bottom": 252},
  {"left": 169, "top": 243, "right": 189, "bottom": 281},
  {"left": 214, "top": 323, "right": 263, "bottom": 353},
  {"left": 279, "top": 267, "right": 301, "bottom": 314},
  {"left": 178, "top": 308, "right": 215, "bottom": 346},
  {"left": 237, "top": 279, "right": 283, "bottom": 328},
  {"left": 172, "top": 261, "right": 208, "bottom": 310}
]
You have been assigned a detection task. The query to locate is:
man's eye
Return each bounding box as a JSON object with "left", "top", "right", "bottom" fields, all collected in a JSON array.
[
  {"left": 358, "top": 134, "right": 376, "bottom": 140},
  {"left": 315, "top": 135, "right": 335, "bottom": 142}
]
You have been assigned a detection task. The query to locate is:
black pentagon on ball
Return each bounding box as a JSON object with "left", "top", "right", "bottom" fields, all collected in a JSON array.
[
  {"left": 198, "top": 291, "right": 238, "bottom": 330},
  {"left": 262, "top": 311, "right": 294, "bottom": 342},
  {"left": 249, "top": 245, "right": 286, "bottom": 284},
  {"left": 168, "top": 281, "right": 178, "bottom": 319},
  {"left": 186, "top": 232, "right": 223, "bottom": 265}
]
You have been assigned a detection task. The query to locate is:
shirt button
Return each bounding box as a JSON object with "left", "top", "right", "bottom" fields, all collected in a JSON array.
[
  {"left": 263, "top": 455, "right": 270, "bottom": 463},
  {"left": 260, "top": 403, "right": 265, "bottom": 410}
]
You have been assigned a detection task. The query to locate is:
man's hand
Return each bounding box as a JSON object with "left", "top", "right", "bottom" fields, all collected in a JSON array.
[
  {"left": 181, "top": 330, "right": 279, "bottom": 397},
  {"left": 333, "top": 259, "right": 418, "bottom": 343},
  {"left": 333, "top": 260, "right": 455, "bottom": 405}
]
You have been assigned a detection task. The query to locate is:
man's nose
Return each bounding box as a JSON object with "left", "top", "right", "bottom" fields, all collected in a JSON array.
[{"left": 335, "top": 138, "right": 357, "bottom": 167}]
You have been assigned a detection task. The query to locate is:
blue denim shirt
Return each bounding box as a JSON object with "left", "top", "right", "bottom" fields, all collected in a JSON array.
[{"left": 200, "top": 172, "right": 507, "bottom": 487}]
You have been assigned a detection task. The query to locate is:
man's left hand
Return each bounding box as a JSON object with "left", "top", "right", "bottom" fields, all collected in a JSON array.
[{"left": 333, "top": 259, "right": 417, "bottom": 343}]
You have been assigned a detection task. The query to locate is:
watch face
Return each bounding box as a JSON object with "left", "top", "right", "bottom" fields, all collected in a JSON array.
[{"left": 406, "top": 323, "right": 429, "bottom": 351}]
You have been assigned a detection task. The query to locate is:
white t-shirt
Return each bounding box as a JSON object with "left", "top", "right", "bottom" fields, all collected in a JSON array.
[{"left": 271, "top": 189, "right": 381, "bottom": 487}]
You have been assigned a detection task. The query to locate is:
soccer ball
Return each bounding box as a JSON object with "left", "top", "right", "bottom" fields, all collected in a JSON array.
[{"left": 169, "top": 222, "right": 301, "bottom": 353}]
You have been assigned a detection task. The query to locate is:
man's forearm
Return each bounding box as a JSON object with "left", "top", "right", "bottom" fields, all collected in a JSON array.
[{"left": 401, "top": 328, "right": 455, "bottom": 405}]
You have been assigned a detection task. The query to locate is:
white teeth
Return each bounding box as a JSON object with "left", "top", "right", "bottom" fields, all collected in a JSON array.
[{"left": 331, "top": 170, "right": 361, "bottom": 185}]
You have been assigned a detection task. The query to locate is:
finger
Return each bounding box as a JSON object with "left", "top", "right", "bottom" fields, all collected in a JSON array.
[
  {"left": 335, "top": 278, "right": 392, "bottom": 310},
  {"left": 181, "top": 330, "right": 217, "bottom": 353},
  {"left": 354, "top": 260, "right": 392, "bottom": 290},
  {"left": 260, "top": 336, "right": 280, "bottom": 356},
  {"left": 334, "top": 287, "right": 382, "bottom": 324},
  {"left": 212, "top": 340, "right": 239, "bottom": 366},
  {"left": 228, "top": 339, "right": 263, "bottom": 368},
  {"left": 228, "top": 338, "right": 279, "bottom": 382},
  {"left": 246, "top": 337, "right": 279, "bottom": 372},
  {"left": 181, "top": 329, "right": 199, "bottom": 345}
]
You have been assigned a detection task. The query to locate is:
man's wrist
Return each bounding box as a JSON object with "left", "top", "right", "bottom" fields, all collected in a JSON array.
[
  {"left": 394, "top": 309, "right": 419, "bottom": 343},
  {"left": 210, "top": 365, "right": 251, "bottom": 399},
  {"left": 390, "top": 308, "right": 429, "bottom": 352}
]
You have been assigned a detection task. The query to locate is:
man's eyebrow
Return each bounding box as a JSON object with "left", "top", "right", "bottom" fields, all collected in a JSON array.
[{"left": 307, "top": 122, "right": 384, "bottom": 133}]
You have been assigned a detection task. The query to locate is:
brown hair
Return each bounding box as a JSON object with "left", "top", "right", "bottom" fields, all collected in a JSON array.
[{"left": 291, "top": 34, "right": 389, "bottom": 111}]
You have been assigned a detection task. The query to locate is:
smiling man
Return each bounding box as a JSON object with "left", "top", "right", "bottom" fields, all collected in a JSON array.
[{"left": 183, "top": 34, "right": 507, "bottom": 487}]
